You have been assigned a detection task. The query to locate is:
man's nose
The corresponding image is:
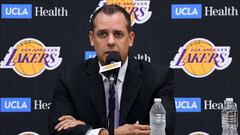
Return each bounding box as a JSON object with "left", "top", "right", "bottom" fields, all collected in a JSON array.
[{"left": 107, "top": 34, "right": 115, "bottom": 46}]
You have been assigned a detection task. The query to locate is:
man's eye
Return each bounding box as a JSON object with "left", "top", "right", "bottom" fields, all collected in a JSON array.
[
  {"left": 114, "top": 32, "right": 123, "bottom": 38},
  {"left": 97, "top": 32, "right": 107, "bottom": 38}
]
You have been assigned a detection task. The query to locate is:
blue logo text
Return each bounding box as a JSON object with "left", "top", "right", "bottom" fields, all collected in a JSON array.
[
  {"left": 0, "top": 98, "right": 31, "bottom": 112},
  {"left": 175, "top": 97, "right": 201, "bottom": 112},
  {"left": 171, "top": 4, "right": 202, "bottom": 19},
  {"left": 1, "top": 4, "right": 32, "bottom": 19}
]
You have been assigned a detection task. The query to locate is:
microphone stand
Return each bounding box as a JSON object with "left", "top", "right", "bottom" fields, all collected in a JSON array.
[{"left": 108, "top": 75, "right": 115, "bottom": 135}]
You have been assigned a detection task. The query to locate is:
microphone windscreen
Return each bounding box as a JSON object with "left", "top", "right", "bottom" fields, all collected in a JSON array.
[
  {"left": 103, "top": 52, "right": 121, "bottom": 82},
  {"left": 106, "top": 52, "right": 121, "bottom": 65}
]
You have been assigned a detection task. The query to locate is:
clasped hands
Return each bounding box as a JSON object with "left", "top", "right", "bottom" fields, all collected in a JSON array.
[{"left": 55, "top": 115, "right": 151, "bottom": 135}]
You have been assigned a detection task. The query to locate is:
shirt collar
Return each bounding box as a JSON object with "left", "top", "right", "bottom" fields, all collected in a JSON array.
[{"left": 99, "top": 57, "right": 128, "bottom": 83}]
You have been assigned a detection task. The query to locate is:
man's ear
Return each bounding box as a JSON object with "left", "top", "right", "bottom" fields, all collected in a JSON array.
[
  {"left": 89, "top": 31, "right": 94, "bottom": 47},
  {"left": 129, "top": 31, "right": 135, "bottom": 47}
]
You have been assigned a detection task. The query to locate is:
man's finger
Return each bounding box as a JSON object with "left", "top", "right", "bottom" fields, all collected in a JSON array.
[
  {"left": 135, "top": 124, "right": 151, "bottom": 130},
  {"left": 63, "top": 123, "right": 75, "bottom": 130},
  {"left": 55, "top": 119, "right": 71, "bottom": 130},
  {"left": 55, "top": 121, "right": 64, "bottom": 130},
  {"left": 58, "top": 115, "right": 75, "bottom": 121},
  {"left": 136, "top": 129, "right": 151, "bottom": 135},
  {"left": 60, "top": 121, "right": 80, "bottom": 130},
  {"left": 58, "top": 116, "right": 85, "bottom": 124},
  {"left": 55, "top": 116, "right": 86, "bottom": 131},
  {"left": 58, "top": 121, "right": 71, "bottom": 131},
  {"left": 77, "top": 120, "right": 86, "bottom": 125}
]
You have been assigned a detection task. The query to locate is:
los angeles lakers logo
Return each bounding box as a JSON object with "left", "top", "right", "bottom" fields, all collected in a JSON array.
[
  {"left": 188, "top": 131, "right": 209, "bottom": 135},
  {"left": 92, "top": 0, "right": 152, "bottom": 26},
  {"left": 0, "top": 38, "right": 62, "bottom": 78},
  {"left": 170, "top": 38, "right": 232, "bottom": 78},
  {"left": 18, "top": 131, "right": 39, "bottom": 135}
]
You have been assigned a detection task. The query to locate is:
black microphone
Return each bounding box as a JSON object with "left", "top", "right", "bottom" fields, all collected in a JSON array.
[
  {"left": 102, "top": 52, "right": 121, "bottom": 135},
  {"left": 103, "top": 52, "right": 121, "bottom": 85}
]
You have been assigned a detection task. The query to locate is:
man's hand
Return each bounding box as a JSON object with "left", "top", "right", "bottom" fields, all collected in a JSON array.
[
  {"left": 99, "top": 129, "right": 109, "bottom": 135},
  {"left": 115, "top": 121, "right": 151, "bottom": 135},
  {"left": 54, "top": 115, "right": 86, "bottom": 131}
]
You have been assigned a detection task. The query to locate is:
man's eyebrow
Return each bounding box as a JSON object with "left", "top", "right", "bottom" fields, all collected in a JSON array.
[
  {"left": 95, "top": 29, "right": 124, "bottom": 33},
  {"left": 95, "top": 29, "right": 108, "bottom": 33},
  {"left": 113, "top": 30, "right": 124, "bottom": 33}
]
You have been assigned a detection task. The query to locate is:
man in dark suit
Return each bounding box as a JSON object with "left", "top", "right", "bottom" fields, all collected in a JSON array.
[{"left": 48, "top": 4, "right": 176, "bottom": 135}]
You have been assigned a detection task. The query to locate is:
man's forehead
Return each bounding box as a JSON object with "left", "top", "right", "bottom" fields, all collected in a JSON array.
[
  {"left": 93, "top": 12, "right": 128, "bottom": 30},
  {"left": 95, "top": 11, "right": 125, "bottom": 19}
]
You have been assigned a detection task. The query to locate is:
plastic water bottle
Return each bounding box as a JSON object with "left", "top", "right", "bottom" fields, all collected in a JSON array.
[
  {"left": 150, "top": 98, "right": 166, "bottom": 135},
  {"left": 222, "top": 98, "right": 238, "bottom": 135}
]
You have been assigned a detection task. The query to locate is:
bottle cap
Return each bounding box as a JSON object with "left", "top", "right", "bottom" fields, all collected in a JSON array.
[
  {"left": 225, "top": 98, "right": 233, "bottom": 102},
  {"left": 154, "top": 98, "right": 161, "bottom": 103}
]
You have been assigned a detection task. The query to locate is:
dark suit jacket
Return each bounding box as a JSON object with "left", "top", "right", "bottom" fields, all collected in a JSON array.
[{"left": 48, "top": 57, "right": 176, "bottom": 135}]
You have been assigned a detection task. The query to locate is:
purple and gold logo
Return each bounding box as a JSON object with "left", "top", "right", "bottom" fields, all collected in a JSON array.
[
  {"left": 92, "top": 0, "right": 152, "bottom": 26},
  {"left": 188, "top": 131, "right": 209, "bottom": 135},
  {"left": 18, "top": 131, "right": 39, "bottom": 135},
  {"left": 170, "top": 38, "right": 232, "bottom": 78},
  {"left": 0, "top": 38, "right": 62, "bottom": 78}
]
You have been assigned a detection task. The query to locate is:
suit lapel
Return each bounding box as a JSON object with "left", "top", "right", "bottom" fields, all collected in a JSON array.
[
  {"left": 84, "top": 57, "right": 106, "bottom": 127},
  {"left": 119, "top": 59, "right": 143, "bottom": 125}
]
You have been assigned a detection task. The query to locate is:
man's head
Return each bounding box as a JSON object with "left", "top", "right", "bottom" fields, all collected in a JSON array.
[
  {"left": 90, "top": 4, "right": 132, "bottom": 33},
  {"left": 89, "top": 4, "right": 135, "bottom": 65}
]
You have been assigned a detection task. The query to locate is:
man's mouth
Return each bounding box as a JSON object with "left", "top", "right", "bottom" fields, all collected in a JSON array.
[{"left": 105, "top": 50, "right": 118, "bottom": 54}]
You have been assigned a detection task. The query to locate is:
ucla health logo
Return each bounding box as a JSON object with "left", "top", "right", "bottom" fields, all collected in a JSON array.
[
  {"left": 1, "top": 4, "right": 32, "bottom": 19},
  {"left": 92, "top": 0, "right": 152, "bottom": 26},
  {"left": 85, "top": 51, "right": 96, "bottom": 60},
  {"left": 170, "top": 38, "right": 232, "bottom": 78},
  {"left": 0, "top": 38, "right": 62, "bottom": 78},
  {"left": 0, "top": 98, "right": 31, "bottom": 112},
  {"left": 175, "top": 98, "right": 201, "bottom": 112},
  {"left": 171, "top": 4, "right": 202, "bottom": 19}
]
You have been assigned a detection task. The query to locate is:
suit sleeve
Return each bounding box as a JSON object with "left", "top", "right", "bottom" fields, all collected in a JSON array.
[
  {"left": 155, "top": 68, "right": 176, "bottom": 135},
  {"left": 48, "top": 65, "right": 91, "bottom": 135}
]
